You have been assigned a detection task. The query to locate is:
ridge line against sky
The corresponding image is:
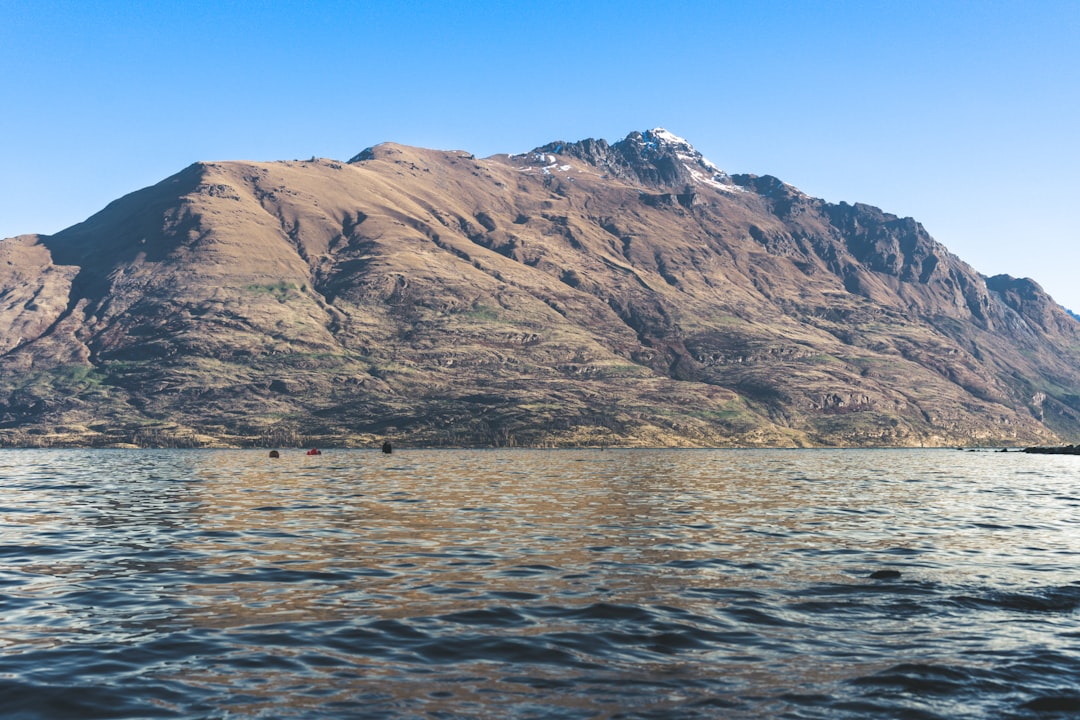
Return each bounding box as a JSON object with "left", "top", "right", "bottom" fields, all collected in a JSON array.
[{"left": 2, "top": 0, "right": 1078, "bottom": 310}]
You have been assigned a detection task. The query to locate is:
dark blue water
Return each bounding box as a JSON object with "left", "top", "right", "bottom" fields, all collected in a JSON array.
[{"left": 2, "top": 448, "right": 1079, "bottom": 718}]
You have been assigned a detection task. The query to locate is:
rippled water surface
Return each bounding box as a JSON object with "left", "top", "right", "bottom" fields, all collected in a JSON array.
[{"left": 2, "top": 449, "right": 1080, "bottom": 718}]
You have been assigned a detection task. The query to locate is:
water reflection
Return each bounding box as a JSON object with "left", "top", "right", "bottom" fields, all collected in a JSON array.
[{"left": 2, "top": 448, "right": 1080, "bottom": 718}]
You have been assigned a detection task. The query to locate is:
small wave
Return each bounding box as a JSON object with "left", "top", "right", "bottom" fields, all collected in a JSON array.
[
  {"left": 415, "top": 634, "right": 584, "bottom": 666},
  {"left": 438, "top": 606, "right": 533, "bottom": 627},
  {"left": 0, "top": 679, "right": 181, "bottom": 718},
  {"left": 0, "top": 543, "right": 68, "bottom": 558},
  {"left": 497, "top": 564, "right": 561, "bottom": 577},
  {"left": 1022, "top": 694, "right": 1080, "bottom": 713},
  {"left": 487, "top": 590, "right": 542, "bottom": 601},
  {"left": 950, "top": 584, "right": 1080, "bottom": 613},
  {"left": 843, "top": 655, "right": 1080, "bottom": 719},
  {"left": 849, "top": 662, "right": 1001, "bottom": 695},
  {"left": 722, "top": 606, "right": 808, "bottom": 628},
  {"left": 664, "top": 557, "right": 744, "bottom": 570},
  {"left": 534, "top": 601, "right": 654, "bottom": 623},
  {"left": 686, "top": 586, "right": 769, "bottom": 602},
  {"left": 189, "top": 567, "right": 356, "bottom": 584}
]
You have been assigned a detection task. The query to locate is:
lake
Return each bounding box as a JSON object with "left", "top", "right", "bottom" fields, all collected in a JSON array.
[{"left": 1, "top": 448, "right": 1079, "bottom": 718}]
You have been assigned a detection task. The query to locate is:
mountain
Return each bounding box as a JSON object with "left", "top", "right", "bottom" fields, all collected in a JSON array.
[{"left": 2, "top": 129, "right": 1078, "bottom": 448}]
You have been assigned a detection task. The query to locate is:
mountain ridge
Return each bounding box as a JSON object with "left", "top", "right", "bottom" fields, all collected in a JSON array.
[{"left": 1, "top": 129, "right": 1077, "bottom": 447}]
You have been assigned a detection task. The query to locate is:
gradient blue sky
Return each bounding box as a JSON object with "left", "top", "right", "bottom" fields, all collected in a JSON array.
[{"left": 3, "top": 1, "right": 1079, "bottom": 310}]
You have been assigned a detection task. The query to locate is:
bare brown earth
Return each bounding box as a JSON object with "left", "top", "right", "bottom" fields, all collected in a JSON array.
[{"left": 1, "top": 130, "right": 1078, "bottom": 447}]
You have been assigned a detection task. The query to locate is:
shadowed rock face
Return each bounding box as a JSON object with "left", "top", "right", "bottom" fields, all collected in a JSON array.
[{"left": 2, "top": 129, "right": 1079, "bottom": 447}]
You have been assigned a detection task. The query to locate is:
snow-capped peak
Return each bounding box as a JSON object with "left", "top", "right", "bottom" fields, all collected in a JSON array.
[
  {"left": 513, "top": 129, "right": 741, "bottom": 193},
  {"left": 644, "top": 128, "right": 714, "bottom": 167},
  {"left": 650, "top": 127, "right": 691, "bottom": 147},
  {"left": 641, "top": 128, "right": 737, "bottom": 192}
]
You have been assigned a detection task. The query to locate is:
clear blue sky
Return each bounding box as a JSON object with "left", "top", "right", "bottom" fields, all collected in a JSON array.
[{"left": 3, "top": 0, "right": 1079, "bottom": 310}]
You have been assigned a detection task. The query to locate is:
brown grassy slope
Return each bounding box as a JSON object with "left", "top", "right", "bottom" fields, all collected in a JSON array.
[{"left": 0, "top": 134, "right": 1078, "bottom": 446}]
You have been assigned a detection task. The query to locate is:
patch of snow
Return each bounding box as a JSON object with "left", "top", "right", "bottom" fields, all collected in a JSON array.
[
  {"left": 541, "top": 162, "right": 575, "bottom": 174},
  {"left": 683, "top": 164, "right": 742, "bottom": 193},
  {"left": 648, "top": 127, "right": 734, "bottom": 187},
  {"left": 651, "top": 127, "right": 691, "bottom": 147},
  {"left": 643, "top": 128, "right": 730, "bottom": 183}
]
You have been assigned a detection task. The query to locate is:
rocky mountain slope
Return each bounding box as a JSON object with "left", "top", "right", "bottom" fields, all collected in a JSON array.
[{"left": 2, "top": 129, "right": 1078, "bottom": 447}]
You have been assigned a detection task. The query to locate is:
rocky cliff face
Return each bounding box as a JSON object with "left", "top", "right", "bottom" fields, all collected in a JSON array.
[{"left": 2, "top": 129, "right": 1078, "bottom": 447}]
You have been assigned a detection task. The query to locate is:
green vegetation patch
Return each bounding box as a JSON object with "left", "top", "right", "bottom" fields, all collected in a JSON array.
[
  {"left": 4, "top": 364, "right": 110, "bottom": 394},
  {"left": 462, "top": 304, "right": 504, "bottom": 323},
  {"left": 245, "top": 281, "right": 305, "bottom": 302},
  {"left": 52, "top": 364, "right": 107, "bottom": 389}
]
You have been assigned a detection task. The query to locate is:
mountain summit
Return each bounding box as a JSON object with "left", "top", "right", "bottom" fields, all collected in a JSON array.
[
  {"left": 1, "top": 130, "right": 1078, "bottom": 447},
  {"left": 520, "top": 128, "right": 740, "bottom": 192}
]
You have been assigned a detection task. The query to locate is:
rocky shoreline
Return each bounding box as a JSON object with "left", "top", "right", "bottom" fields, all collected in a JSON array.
[{"left": 1022, "top": 445, "right": 1080, "bottom": 455}]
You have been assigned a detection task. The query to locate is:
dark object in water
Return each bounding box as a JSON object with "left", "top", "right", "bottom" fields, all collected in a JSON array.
[
  {"left": 382, "top": 441, "right": 393, "bottom": 454},
  {"left": 269, "top": 450, "right": 280, "bottom": 458},
  {"left": 1023, "top": 445, "right": 1080, "bottom": 455},
  {"left": 306, "top": 448, "right": 321, "bottom": 456},
  {"left": 869, "top": 569, "right": 902, "bottom": 580}
]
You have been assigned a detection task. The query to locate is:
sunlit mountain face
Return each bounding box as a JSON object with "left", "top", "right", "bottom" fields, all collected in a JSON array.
[{"left": 1, "top": 130, "right": 1078, "bottom": 448}]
